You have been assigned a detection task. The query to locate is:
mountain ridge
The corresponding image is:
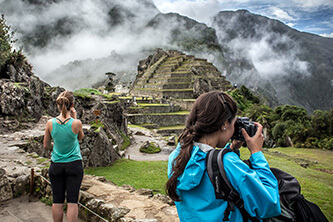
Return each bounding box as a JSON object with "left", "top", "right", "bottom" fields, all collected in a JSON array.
[{"left": 0, "top": 1, "right": 332, "bottom": 112}]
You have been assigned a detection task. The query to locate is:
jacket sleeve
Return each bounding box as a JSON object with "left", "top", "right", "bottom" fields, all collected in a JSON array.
[{"left": 223, "top": 151, "right": 281, "bottom": 219}]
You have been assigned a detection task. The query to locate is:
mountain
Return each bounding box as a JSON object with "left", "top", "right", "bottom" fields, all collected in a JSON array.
[
  {"left": 211, "top": 10, "right": 333, "bottom": 112},
  {"left": 1, "top": 1, "right": 332, "bottom": 112}
]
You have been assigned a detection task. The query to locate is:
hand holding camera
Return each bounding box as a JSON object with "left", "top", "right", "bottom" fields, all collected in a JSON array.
[
  {"left": 231, "top": 117, "right": 264, "bottom": 154},
  {"left": 242, "top": 122, "right": 264, "bottom": 154}
]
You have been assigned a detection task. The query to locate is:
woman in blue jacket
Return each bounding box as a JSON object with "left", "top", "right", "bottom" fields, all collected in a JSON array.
[{"left": 166, "top": 91, "right": 281, "bottom": 221}]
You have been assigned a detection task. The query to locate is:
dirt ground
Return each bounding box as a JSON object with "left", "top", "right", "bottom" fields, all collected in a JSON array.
[{"left": 0, "top": 195, "right": 84, "bottom": 222}]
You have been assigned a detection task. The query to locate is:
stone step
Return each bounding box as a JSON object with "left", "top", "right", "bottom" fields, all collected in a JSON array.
[
  {"left": 158, "top": 63, "right": 179, "bottom": 68},
  {"left": 147, "top": 77, "right": 191, "bottom": 84},
  {"left": 153, "top": 72, "right": 191, "bottom": 78},
  {"left": 125, "top": 112, "right": 188, "bottom": 127},
  {"left": 135, "top": 82, "right": 191, "bottom": 90},
  {"left": 126, "top": 103, "right": 181, "bottom": 114},
  {"left": 131, "top": 89, "right": 194, "bottom": 99},
  {"left": 154, "top": 125, "right": 185, "bottom": 137}
]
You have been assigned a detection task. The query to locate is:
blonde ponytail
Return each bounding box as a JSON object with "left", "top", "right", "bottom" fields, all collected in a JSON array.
[{"left": 56, "top": 91, "right": 74, "bottom": 118}]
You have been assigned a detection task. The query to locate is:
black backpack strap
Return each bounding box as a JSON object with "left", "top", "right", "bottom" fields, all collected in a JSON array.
[{"left": 206, "top": 148, "right": 260, "bottom": 222}]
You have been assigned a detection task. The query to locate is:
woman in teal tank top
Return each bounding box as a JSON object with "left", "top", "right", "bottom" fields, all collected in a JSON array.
[{"left": 43, "top": 90, "right": 84, "bottom": 222}]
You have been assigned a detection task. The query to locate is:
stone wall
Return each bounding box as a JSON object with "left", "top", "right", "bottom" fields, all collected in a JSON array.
[
  {"left": 17, "top": 127, "right": 121, "bottom": 168},
  {"left": 126, "top": 114, "right": 186, "bottom": 127}
]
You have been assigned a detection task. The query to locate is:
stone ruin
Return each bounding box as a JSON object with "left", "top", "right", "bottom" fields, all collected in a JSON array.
[
  {"left": 0, "top": 53, "right": 128, "bottom": 167},
  {"left": 126, "top": 49, "right": 234, "bottom": 135},
  {"left": 130, "top": 48, "right": 233, "bottom": 99}
]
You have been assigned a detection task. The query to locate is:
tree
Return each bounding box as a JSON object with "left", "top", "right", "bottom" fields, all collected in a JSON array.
[
  {"left": 0, "top": 15, "right": 16, "bottom": 69},
  {"left": 105, "top": 72, "right": 116, "bottom": 92}
]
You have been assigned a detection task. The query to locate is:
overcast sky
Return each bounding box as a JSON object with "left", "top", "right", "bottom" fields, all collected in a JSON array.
[{"left": 153, "top": 0, "right": 333, "bottom": 38}]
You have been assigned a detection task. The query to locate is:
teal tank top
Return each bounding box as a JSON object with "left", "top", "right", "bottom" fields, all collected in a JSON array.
[{"left": 50, "top": 118, "right": 82, "bottom": 163}]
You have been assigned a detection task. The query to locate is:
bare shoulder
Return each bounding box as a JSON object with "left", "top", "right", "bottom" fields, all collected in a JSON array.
[
  {"left": 72, "top": 119, "right": 83, "bottom": 127},
  {"left": 45, "top": 119, "right": 53, "bottom": 132}
]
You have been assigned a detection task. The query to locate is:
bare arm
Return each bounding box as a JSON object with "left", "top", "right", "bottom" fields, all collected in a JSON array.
[
  {"left": 72, "top": 119, "right": 84, "bottom": 141},
  {"left": 43, "top": 120, "right": 53, "bottom": 149}
]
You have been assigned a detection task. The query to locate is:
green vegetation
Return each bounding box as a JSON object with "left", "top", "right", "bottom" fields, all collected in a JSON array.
[
  {"left": 90, "top": 120, "right": 105, "bottom": 129},
  {"left": 41, "top": 197, "right": 53, "bottom": 206},
  {"left": 228, "top": 86, "right": 333, "bottom": 150},
  {"left": 36, "top": 158, "right": 48, "bottom": 165},
  {"left": 0, "top": 15, "right": 15, "bottom": 69},
  {"left": 119, "top": 130, "right": 131, "bottom": 151},
  {"left": 85, "top": 159, "right": 168, "bottom": 194},
  {"left": 128, "top": 124, "right": 146, "bottom": 130},
  {"left": 85, "top": 148, "right": 332, "bottom": 220},
  {"left": 137, "top": 103, "right": 169, "bottom": 107},
  {"left": 158, "top": 125, "right": 185, "bottom": 130},
  {"left": 73, "top": 88, "right": 102, "bottom": 98},
  {"left": 0, "top": 15, "right": 27, "bottom": 71},
  {"left": 149, "top": 111, "right": 189, "bottom": 115},
  {"left": 140, "top": 142, "right": 161, "bottom": 154}
]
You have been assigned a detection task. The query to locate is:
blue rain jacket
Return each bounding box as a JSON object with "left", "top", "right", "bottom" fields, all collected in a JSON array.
[{"left": 168, "top": 143, "right": 281, "bottom": 222}]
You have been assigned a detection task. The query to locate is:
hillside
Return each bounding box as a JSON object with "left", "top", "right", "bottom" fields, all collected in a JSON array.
[
  {"left": 211, "top": 10, "right": 333, "bottom": 112},
  {"left": 1, "top": 2, "right": 332, "bottom": 112}
]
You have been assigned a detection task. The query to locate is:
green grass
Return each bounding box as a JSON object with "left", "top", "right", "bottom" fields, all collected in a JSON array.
[
  {"left": 128, "top": 124, "right": 146, "bottom": 129},
  {"left": 136, "top": 103, "right": 170, "bottom": 107},
  {"left": 73, "top": 88, "right": 102, "bottom": 98},
  {"left": 149, "top": 111, "right": 190, "bottom": 115},
  {"left": 36, "top": 158, "right": 48, "bottom": 165},
  {"left": 84, "top": 147, "right": 332, "bottom": 220},
  {"left": 158, "top": 125, "right": 185, "bottom": 130},
  {"left": 85, "top": 159, "right": 168, "bottom": 194}
]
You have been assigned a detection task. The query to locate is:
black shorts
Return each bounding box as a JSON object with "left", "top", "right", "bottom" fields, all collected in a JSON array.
[{"left": 49, "top": 160, "right": 83, "bottom": 204}]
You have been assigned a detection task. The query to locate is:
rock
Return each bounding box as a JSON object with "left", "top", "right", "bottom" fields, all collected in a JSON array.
[
  {"left": 111, "top": 207, "right": 131, "bottom": 221},
  {"left": 12, "top": 174, "right": 29, "bottom": 197},
  {"left": 134, "top": 131, "right": 145, "bottom": 136},
  {"left": 135, "top": 188, "right": 154, "bottom": 197},
  {"left": 0, "top": 168, "right": 14, "bottom": 202},
  {"left": 79, "top": 190, "right": 95, "bottom": 204},
  {"left": 152, "top": 193, "right": 175, "bottom": 206},
  {"left": 121, "top": 184, "right": 136, "bottom": 192},
  {"left": 86, "top": 198, "right": 105, "bottom": 211},
  {"left": 167, "top": 136, "right": 176, "bottom": 145}
]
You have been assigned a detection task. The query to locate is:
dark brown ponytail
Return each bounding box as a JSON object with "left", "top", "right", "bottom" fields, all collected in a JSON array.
[{"left": 166, "top": 91, "right": 237, "bottom": 201}]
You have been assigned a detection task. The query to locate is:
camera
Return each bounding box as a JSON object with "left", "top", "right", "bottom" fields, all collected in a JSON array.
[{"left": 231, "top": 117, "right": 257, "bottom": 142}]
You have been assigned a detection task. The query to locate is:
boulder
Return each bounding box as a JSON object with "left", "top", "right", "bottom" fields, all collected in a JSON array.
[{"left": 0, "top": 168, "right": 14, "bottom": 202}]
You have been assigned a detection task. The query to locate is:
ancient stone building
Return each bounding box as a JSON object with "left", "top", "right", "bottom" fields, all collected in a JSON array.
[{"left": 130, "top": 49, "right": 233, "bottom": 99}]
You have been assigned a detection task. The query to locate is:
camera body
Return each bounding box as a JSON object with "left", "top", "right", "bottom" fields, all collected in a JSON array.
[{"left": 231, "top": 117, "right": 257, "bottom": 142}]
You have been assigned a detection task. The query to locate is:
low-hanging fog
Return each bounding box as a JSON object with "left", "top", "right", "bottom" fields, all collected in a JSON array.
[{"left": 1, "top": 0, "right": 332, "bottom": 112}]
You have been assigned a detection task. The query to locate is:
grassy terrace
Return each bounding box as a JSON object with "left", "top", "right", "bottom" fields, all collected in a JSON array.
[
  {"left": 135, "top": 103, "right": 170, "bottom": 107},
  {"left": 133, "top": 88, "right": 193, "bottom": 92},
  {"left": 126, "top": 111, "right": 190, "bottom": 116},
  {"left": 143, "top": 82, "right": 191, "bottom": 85},
  {"left": 157, "top": 125, "right": 185, "bottom": 130}
]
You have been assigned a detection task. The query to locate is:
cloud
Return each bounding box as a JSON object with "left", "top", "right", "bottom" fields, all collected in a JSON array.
[
  {"left": 153, "top": 0, "right": 221, "bottom": 24},
  {"left": 320, "top": 32, "right": 333, "bottom": 38},
  {"left": 291, "top": 0, "right": 333, "bottom": 9},
  {"left": 267, "top": 6, "right": 296, "bottom": 22},
  {"left": 1, "top": 0, "right": 161, "bottom": 86}
]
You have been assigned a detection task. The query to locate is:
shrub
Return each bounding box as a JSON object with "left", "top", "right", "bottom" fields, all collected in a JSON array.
[
  {"left": 140, "top": 142, "right": 161, "bottom": 154},
  {"left": 0, "top": 15, "right": 16, "bottom": 69}
]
